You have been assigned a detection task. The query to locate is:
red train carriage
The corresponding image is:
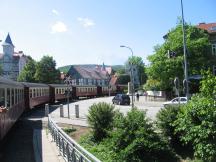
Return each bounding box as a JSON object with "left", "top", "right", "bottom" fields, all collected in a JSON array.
[
  {"left": 22, "top": 82, "right": 50, "bottom": 109},
  {"left": 101, "top": 86, "right": 109, "bottom": 96},
  {"left": 0, "top": 77, "right": 25, "bottom": 141},
  {"left": 72, "top": 85, "right": 98, "bottom": 99},
  {"left": 49, "top": 84, "right": 68, "bottom": 103}
]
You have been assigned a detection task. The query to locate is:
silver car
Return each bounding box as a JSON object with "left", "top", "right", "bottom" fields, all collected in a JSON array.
[{"left": 163, "top": 97, "right": 187, "bottom": 107}]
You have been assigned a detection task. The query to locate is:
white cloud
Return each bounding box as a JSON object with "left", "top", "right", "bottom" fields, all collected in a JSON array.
[
  {"left": 51, "top": 21, "right": 68, "bottom": 33},
  {"left": 52, "top": 9, "right": 59, "bottom": 15},
  {"left": 77, "top": 17, "right": 95, "bottom": 28}
]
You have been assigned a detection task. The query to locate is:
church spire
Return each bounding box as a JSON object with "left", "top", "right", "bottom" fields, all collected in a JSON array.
[
  {"left": 101, "top": 62, "right": 106, "bottom": 71},
  {"left": 4, "top": 33, "right": 14, "bottom": 47},
  {"left": 2, "top": 33, "right": 15, "bottom": 55}
]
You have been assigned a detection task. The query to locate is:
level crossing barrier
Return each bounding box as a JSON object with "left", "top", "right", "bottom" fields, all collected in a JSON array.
[{"left": 48, "top": 115, "right": 101, "bottom": 162}]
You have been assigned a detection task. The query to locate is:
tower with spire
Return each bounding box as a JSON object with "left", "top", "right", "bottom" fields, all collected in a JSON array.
[
  {"left": 0, "top": 33, "right": 27, "bottom": 80},
  {"left": 2, "top": 33, "right": 15, "bottom": 56}
]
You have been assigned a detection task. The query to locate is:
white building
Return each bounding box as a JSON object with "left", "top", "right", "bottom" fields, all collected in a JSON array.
[{"left": 0, "top": 33, "right": 27, "bottom": 80}]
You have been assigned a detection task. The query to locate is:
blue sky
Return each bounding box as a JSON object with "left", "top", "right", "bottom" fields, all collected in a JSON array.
[{"left": 0, "top": 0, "right": 215, "bottom": 67}]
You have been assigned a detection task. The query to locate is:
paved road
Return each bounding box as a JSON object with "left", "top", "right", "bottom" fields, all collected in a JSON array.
[
  {"left": 0, "top": 105, "right": 62, "bottom": 162},
  {"left": 50, "top": 96, "right": 164, "bottom": 125}
]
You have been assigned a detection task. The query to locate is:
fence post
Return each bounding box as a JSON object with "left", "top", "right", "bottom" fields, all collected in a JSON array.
[
  {"left": 60, "top": 104, "right": 64, "bottom": 117},
  {"left": 75, "top": 104, "right": 79, "bottom": 118},
  {"left": 45, "top": 104, "right": 49, "bottom": 117}
]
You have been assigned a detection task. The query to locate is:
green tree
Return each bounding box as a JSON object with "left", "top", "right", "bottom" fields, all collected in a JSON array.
[
  {"left": 34, "top": 55, "right": 60, "bottom": 83},
  {"left": 17, "top": 56, "right": 36, "bottom": 82},
  {"left": 116, "top": 74, "right": 130, "bottom": 85},
  {"left": 174, "top": 72, "right": 216, "bottom": 161},
  {"left": 111, "top": 109, "right": 177, "bottom": 162},
  {"left": 126, "top": 56, "right": 147, "bottom": 86},
  {"left": 146, "top": 22, "right": 215, "bottom": 91},
  {"left": 87, "top": 102, "right": 116, "bottom": 141}
]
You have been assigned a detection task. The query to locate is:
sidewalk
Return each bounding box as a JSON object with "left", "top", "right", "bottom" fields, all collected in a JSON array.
[{"left": 33, "top": 129, "right": 65, "bottom": 162}]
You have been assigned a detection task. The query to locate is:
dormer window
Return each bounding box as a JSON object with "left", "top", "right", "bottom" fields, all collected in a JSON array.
[{"left": 210, "top": 26, "right": 216, "bottom": 31}]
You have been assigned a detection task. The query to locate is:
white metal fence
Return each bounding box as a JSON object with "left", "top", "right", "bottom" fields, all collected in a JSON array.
[{"left": 48, "top": 115, "right": 101, "bottom": 162}]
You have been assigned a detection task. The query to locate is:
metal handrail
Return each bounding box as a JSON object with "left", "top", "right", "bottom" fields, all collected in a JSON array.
[{"left": 48, "top": 115, "right": 101, "bottom": 162}]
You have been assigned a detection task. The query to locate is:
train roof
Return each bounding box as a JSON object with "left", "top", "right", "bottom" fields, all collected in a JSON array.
[
  {"left": 49, "top": 84, "right": 68, "bottom": 88},
  {"left": 0, "top": 77, "right": 24, "bottom": 87},
  {"left": 21, "top": 82, "right": 49, "bottom": 87}
]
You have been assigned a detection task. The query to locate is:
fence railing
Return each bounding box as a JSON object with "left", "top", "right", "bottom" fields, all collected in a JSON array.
[{"left": 48, "top": 115, "right": 101, "bottom": 162}]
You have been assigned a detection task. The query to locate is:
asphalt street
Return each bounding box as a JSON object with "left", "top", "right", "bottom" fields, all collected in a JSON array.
[{"left": 50, "top": 96, "right": 164, "bottom": 122}]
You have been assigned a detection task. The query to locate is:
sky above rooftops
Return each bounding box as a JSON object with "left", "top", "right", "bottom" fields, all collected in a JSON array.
[{"left": 0, "top": 0, "right": 215, "bottom": 67}]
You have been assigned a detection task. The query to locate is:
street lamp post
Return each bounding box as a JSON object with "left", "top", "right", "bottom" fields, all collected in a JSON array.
[
  {"left": 180, "top": 0, "right": 189, "bottom": 99},
  {"left": 64, "top": 75, "right": 72, "bottom": 118},
  {"left": 120, "top": 45, "right": 134, "bottom": 108}
]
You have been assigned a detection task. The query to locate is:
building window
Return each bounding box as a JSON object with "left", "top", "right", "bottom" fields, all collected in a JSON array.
[
  {"left": 79, "top": 79, "right": 83, "bottom": 85},
  {"left": 88, "top": 79, "right": 92, "bottom": 85},
  {"left": 212, "top": 44, "right": 216, "bottom": 55}
]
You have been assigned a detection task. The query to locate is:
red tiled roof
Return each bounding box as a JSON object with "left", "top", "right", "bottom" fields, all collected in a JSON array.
[
  {"left": 197, "top": 22, "right": 216, "bottom": 34},
  {"left": 0, "top": 52, "right": 26, "bottom": 60},
  {"left": 73, "top": 65, "right": 108, "bottom": 80}
]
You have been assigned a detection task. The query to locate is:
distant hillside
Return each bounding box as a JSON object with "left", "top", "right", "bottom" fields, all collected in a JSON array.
[{"left": 111, "top": 65, "right": 125, "bottom": 72}]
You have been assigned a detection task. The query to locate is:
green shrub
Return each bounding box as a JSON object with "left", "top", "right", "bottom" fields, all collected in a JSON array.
[
  {"left": 63, "top": 127, "right": 77, "bottom": 134},
  {"left": 156, "top": 105, "right": 193, "bottom": 158},
  {"left": 174, "top": 96, "right": 216, "bottom": 162},
  {"left": 111, "top": 109, "right": 178, "bottom": 162},
  {"left": 79, "top": 134, "right": 117, "bottom": 162},
  {"left": 87, "top": 102, "right": 115, "bottom": 141},
  {"left": 156, "top": 105, "right": 180, "bottom": 139}
]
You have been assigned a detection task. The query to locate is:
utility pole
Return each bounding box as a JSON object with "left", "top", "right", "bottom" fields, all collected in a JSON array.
[
  {"left": 181, "top": 0, "right": 189, "bottom": 99},
  {"left": 120, "top": 45, "right": 134, "bottom": 108}
]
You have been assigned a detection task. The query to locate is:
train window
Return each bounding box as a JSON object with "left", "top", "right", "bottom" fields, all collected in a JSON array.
[
  {"left": 56, "top": 88, "right": 59, "bottom": 94},
  {"left": 7, "top": 88, "right": 10, "bottom": 108},
  {"left": 37, "top": 89, "right": 39, "bottom": 97},
  {"left": 33, "top": 89, "right": 36, "bottom": 98},
  {"left": 22, "top": 89, "right": 24, "bottom": 100},
  {"left": 15, "top": 89, "right": 18, "bottom": 104},
  {"left": 11, "top": 89, "right": 14, "bottom": 106},
  {"left": 35, "top": 89, "right": 38, "bottom": 97},
  {"left": 20, "top": 89, "right": 22, "bottom": 100},
  {"left": 29, "top": 89, "right": 32, "bottom": 98},
  {"left": 14, "top": 89, "right": 17, "bottom": 104},
  {"left": 0, "top": 88, "right": 5, "bottom": 107}
]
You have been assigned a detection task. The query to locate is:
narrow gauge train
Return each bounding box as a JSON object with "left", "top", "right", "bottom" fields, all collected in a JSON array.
[
  {"left": 0, "top": 77, "right": 117, "bottom": 141},
  {"left": 0, "top": 77, "right": 25, "bottom": 141}
]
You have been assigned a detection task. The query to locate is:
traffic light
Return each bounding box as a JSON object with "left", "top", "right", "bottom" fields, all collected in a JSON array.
[{"left": 167, "top": 50, "right": 176, "bottom": 58}]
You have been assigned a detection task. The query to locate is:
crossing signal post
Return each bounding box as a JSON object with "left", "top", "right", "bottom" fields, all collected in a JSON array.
[
  {"left": 174, "top": 77, "right": 180, "bottom": 105},
  {"left": 213, "top": 65, "right": 216, "bottom": 76},
  {"left": 183, "top": 79, "right": 187, "bottom": 95}
]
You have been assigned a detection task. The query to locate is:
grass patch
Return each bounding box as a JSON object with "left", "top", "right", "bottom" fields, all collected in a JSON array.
[{"left": 63, "top": 127, "right": 77, "bottom": 134}]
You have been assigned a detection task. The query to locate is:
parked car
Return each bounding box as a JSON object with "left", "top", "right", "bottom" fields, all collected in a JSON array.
[
  {"left": 112, "top": 94, "right": 130, "bottom": 105},
  {"left": 163, "top": 97, "right": 187, "bottom": 107}
]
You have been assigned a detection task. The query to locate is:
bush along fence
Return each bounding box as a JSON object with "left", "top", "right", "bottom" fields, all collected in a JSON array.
[{"left": 48, "top": 115, "right": 101, "bottom": 162}]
